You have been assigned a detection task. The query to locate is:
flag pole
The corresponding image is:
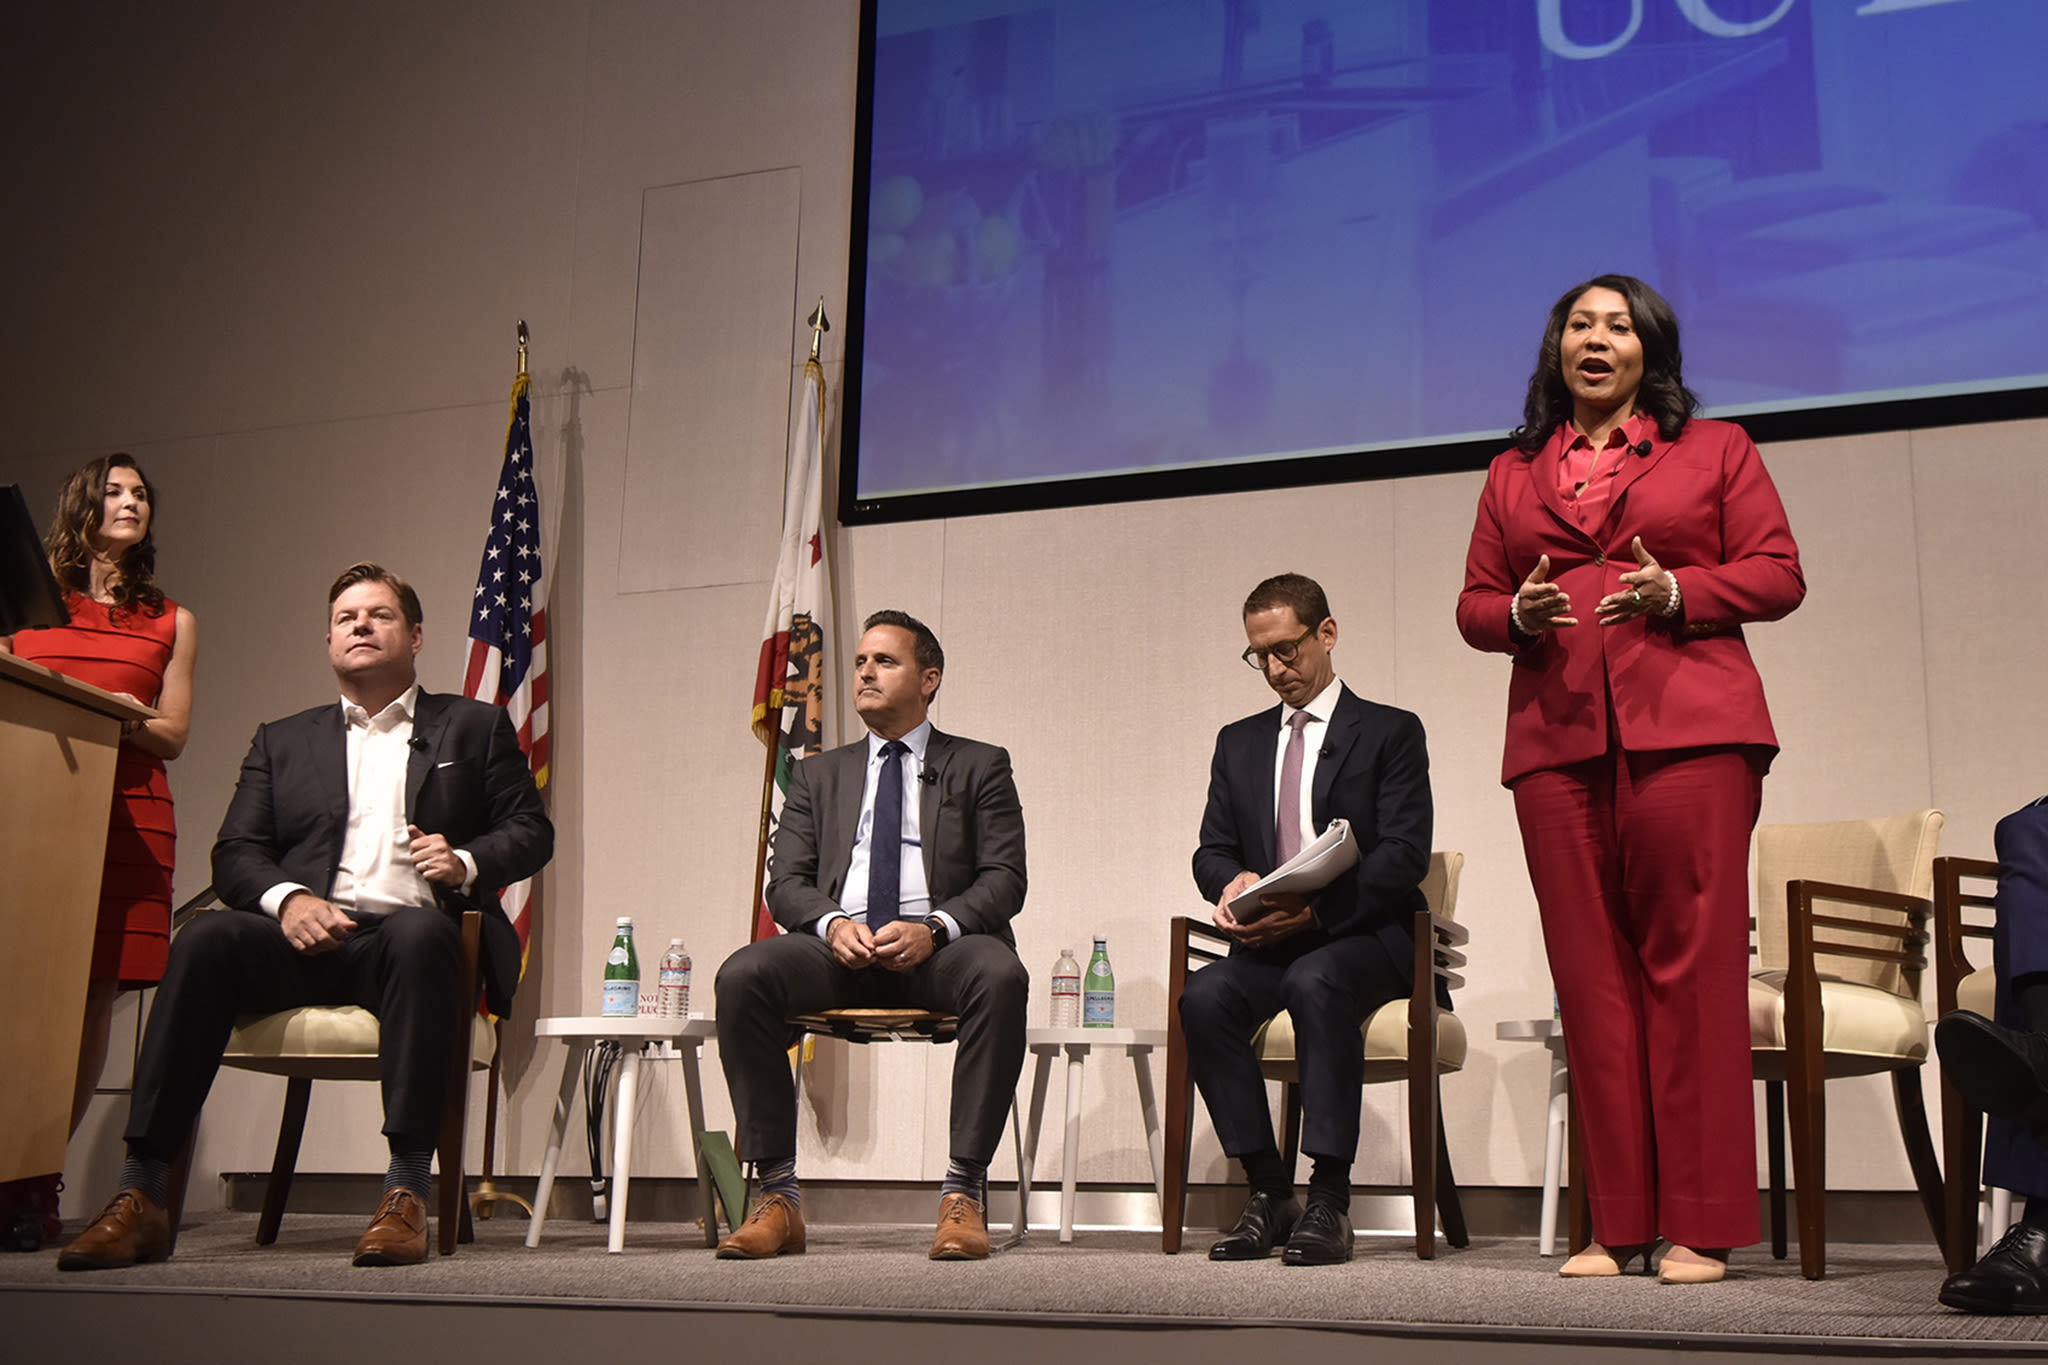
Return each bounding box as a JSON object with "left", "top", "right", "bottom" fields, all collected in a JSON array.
[{"left": 473, "top": 317, "right": 537, "bottom": 1224}]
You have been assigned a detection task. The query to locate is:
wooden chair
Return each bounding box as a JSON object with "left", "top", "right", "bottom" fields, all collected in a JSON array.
[
  {"left": 787, "top": 1007, "right": 1031, "bottom": 1244},
  {"left": 1748, "top": 811, "right": 1948, "bottom": 1279},
  {"left": 1934, "top": 854, "right": 2009, "bottom": 1271},
  {"left": 1160, "top": 851, "right": 1470, "bottom": 1257},
  {"left": 168, "top": 894, "right": 492, "bottom": 1257}
]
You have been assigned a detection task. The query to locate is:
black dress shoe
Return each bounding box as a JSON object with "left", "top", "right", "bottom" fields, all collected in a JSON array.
[
  {"left": 1209, "top": 1190, "right": 1302, "bottom": 1261},
  {"left": 1936, "top": 1011, "right": 2048, "bottom": 1142},
  {"left": 1939, "top": 1222, "right": 2048, "bottom": 1314},
  {"left": 1281, "top": 1195, "right": 1354, "bottom": 1266}
]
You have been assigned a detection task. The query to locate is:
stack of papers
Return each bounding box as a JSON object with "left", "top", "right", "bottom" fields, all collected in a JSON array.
[{"left": 1227, "top": 820, "right": 1359, "bottom": 921}]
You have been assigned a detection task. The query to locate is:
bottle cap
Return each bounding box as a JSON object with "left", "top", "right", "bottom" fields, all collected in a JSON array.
[
  {"left": 668, "top": 937, "right": 685, "bottom": 947},
  {"left": 616, "top": 916, "right": 633, "bottom": 928},
  {"left": 1093, "top": 935, "right": 1106, "bottom": 946},
  {"left": 1059, "top": 947, "right": 1072, "bottom": 956}
]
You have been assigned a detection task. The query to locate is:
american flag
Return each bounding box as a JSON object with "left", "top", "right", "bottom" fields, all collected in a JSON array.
[{"left": 463, "top": 368, "right": 550, "bottom": 974}]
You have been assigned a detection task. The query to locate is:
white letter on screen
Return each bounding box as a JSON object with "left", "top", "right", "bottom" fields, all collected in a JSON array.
[{"left": 1537, "top": 0, "right": 1645, "bottom": 61}]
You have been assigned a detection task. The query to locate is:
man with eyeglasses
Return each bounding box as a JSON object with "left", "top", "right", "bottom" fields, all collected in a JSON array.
[{"left": 1183, "top": 573, "right": 1434, "bottom": 1265}]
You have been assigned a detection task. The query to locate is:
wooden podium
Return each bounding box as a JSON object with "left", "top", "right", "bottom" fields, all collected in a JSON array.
[{"left": 0, "top": 650, "right": 154, "bottom": 1185}]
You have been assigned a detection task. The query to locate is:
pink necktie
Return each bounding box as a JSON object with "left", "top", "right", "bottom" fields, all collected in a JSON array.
[{"left": 1277, "top": 711, "right": 1310, "bottom": 865}]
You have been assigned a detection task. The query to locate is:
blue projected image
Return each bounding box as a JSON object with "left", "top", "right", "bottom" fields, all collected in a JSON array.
[{"left": 849, "top": 0, "right": 2048, "bottom": 507}]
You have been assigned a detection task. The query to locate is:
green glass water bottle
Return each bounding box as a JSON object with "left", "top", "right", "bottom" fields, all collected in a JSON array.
[
  {"left": 1082, "top": 936, "right": 1114, "bottom": 1027},
  {"left": 601, "top": 916, "right": 640, "bottom": 1017}
]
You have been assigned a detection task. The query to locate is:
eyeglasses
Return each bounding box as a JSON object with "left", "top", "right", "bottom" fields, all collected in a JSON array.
[{"left": 1241, "top": 622, "right": 1322, "bottom": 670}]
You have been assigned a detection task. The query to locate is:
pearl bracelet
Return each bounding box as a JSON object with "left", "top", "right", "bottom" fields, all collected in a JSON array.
[{"left": 1660, "top": 570, "right": 1681, "bottom": 617}]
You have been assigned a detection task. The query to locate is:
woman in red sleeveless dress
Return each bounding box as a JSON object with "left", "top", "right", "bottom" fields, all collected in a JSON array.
[{"left": 1, "top": 455, "right": 196, "bottom": 1251}]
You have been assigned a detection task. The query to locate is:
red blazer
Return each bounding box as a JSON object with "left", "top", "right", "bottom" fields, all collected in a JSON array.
[{"left": 1456, "top": 418, "right": 1805, "bottom": 787}]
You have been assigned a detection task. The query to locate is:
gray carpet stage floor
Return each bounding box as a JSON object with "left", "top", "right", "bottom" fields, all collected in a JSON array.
[{"left": 6, "top": 1211, "right": 2047, "bottom": 1360}]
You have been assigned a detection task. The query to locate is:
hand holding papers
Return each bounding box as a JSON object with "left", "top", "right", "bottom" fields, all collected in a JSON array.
[{"left": 1226, "top": 819, "right": 1359, "bottom": 922}]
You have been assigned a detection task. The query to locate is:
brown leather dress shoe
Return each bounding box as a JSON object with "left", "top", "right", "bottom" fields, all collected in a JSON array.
[
  {"left": 929, "top": 1191, "right": 989, "bottom": 1261},
  {"left": 57, "top": 1189, "right": 171, "bottom": 1271},
  {"left": 716, "top": 1192, "right": 806, "bottom": 1259},
  {"left": 352, "top": 1187, "right": 430, "bottom": 1266}
]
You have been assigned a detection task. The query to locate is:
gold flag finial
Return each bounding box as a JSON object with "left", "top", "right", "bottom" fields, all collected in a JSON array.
[
  {"left": 516, "top": 319, "right": 529, "bottom": 377},
  {"left": 807, "top": 298, "right": 830, "bottom": 361}
]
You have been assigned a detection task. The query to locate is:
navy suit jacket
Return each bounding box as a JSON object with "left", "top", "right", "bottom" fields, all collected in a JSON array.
[
  {"left": 211, "top": 690, "right": 554, "bottom": 1017},
  {"left": 1193, "top": 685, "right": 1433, "bottom": 980}
]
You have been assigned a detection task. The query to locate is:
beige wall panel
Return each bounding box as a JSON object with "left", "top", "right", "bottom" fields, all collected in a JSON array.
[
  {"left": 616, "top": 169, "right": 802, "bottom": 593},
  {"left": 1747, "top": 433, "right": 1934, "bottom": 826},
  {"left": 1914, "top": 417, "right": 2048, "bottom": 858},
  {"left": 564, "top": 1, "right": 858, "bottom": 391},
  {"left": 1, "top": 2, "right": 586, "bottom": 457}
]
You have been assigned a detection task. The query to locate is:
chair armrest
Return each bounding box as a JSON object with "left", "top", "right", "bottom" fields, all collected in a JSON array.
[{"left": 1176, "top": 914, "right": 1231, "bottom": 954}]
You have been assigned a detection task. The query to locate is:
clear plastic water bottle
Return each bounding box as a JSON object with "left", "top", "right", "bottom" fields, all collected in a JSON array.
[
  {"left": 601, "top": 916, "right": 640, "bottom": 1017},
  {"left": 1050, "top": 947, "right": 1081, "bottom": 1028},
  {"left": 658, "top": 937, "right": 692, "bottom": 1018},
  {"left": 1082, "top": 936, "right": 1114, "bottom": 1028}
]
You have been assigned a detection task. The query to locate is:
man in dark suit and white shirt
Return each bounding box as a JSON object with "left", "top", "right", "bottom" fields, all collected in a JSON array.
[
  {"left": 1185, "top": 573, "right": 1433, "bottom": 1265},
  {"left": 715, "top": 610, "right": 1028, "bottom": 1261},
  {"left": 59, "top": 562, "right": 552, "bottom": 1271}
]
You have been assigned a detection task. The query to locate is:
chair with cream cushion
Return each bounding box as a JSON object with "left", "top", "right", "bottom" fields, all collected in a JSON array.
[
  {"left": 1749, "top": 811, "right": 1948, "bottom": 1280},
  {"left": 1934, "top": 854, "right": 2016, "bottom": 1270},
  {"left": 1161, "top": 851, "right": 1470, "bottom": 1258},
  {"left": 168, "top": 901, "right": 492, "bottom": 1257}
]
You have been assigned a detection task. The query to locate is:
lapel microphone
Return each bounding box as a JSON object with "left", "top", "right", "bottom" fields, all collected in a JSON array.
[
  {"left": 408, "top": 736, "right": 428, "bottom": 752},
  {"left": 1318, "top": 746, "right": 1332, "bottom": 760},
  {"left": 1632, "top": 439, "right": 1653, "bottom": 457},
  {"left": 918, "top": 769, "right": 938, "bottom": 786}
]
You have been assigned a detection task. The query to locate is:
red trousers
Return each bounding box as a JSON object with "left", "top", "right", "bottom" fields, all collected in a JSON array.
[{"left": 1514, "top": 744, "right": 1763, "bottom": 1249}]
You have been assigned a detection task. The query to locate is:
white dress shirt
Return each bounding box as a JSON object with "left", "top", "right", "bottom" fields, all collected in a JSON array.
[
  {"left": 817, "top": 719, "right": 961, "bottom": 942},
  {"left": 1272, "top": 675, "right": 1345, "bottom": 862},
  {"left": 259, "top": 685, "right": 476, "bottom": 917}
]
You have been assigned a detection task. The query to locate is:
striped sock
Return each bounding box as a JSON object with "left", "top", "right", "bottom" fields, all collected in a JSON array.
[
  {"left": 384, "top": 1149, "right": 434, "bottom": 1200},
  {"left": 118, "top": 1153, "right": 172, "bottom": 1208},
  {"left": 940, "top": 1156, "right": 987, "bottom": 1206},
  {"left": 756, "top": 1155, "right": 800, "bottom": 1207}
]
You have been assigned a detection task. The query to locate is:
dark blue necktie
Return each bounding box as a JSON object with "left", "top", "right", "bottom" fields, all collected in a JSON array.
[{"left": 868, "top": 739, "right": 908, "bottom": 932}]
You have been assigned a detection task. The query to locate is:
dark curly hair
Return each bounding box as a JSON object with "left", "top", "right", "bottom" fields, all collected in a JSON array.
[
  {"left": 1510, "top": 274, "right": 1699, "bottom": 457},
  {"left": 45, "top": 454, "right": 166, "bottom": 618}
]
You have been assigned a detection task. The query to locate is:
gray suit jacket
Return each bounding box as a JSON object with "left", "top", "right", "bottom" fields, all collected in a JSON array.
[{"left": 765, "top": 727, "right": 1027, "bottom": 945}]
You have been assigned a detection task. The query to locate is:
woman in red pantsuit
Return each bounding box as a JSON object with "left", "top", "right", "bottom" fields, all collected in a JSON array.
[
  {"left": 1, "top": 455, "right": 196, "bottom": 1251},
  {"left": 1457, "top": 275, "right": 1805, "bottom": 1284}
]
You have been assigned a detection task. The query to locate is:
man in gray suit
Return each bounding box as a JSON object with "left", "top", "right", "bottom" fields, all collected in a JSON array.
[{"left": 715, "top": 610, "right": 1028, "bottom": 1261}]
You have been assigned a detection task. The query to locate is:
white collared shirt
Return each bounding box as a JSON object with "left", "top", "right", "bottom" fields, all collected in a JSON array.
[
  {"left": 816, "top": 719, "right": 961, "bottom": 942},
  {"left": 259, "top": 685, "right": 475, "bottom": 917},
  {"left": 1273, "top": 676, "right": 1344, "bottom": 861}
]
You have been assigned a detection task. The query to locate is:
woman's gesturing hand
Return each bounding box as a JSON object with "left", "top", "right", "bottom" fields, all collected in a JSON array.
[
  {"left": 1515, "top": 553, "right": 1577, "bottom": 634},
  {"left": 1596, "top": 537, "right": 1676, "bottom": 625}
]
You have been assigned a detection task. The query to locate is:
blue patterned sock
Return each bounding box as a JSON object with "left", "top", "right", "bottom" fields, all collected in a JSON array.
[
  {"left": 940, "top": 1156, "right": 986, "bottom": 1206},
  {"left": 118, "top": 1153, "right": 171, "bottom": 1208},
  {"left": 756, "top": 1155, "right": 800, "bottom": 1207},
  {"left": 384, "top": 1148, "right": 434, "bottom": 1200}
]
